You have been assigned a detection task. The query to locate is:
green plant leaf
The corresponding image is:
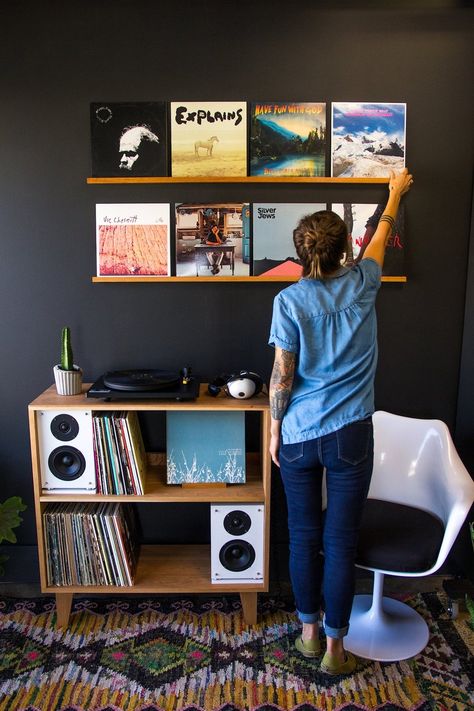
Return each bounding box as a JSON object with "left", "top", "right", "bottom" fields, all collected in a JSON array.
[
  {"left": 465, "top": 593, "right": 474, "bottom": 627},
  {"left": 61, "top": 326, "right": 74, "bottom": 371},
  {"left": 0, "top": 497, "right": 27, "bottom": 544}
]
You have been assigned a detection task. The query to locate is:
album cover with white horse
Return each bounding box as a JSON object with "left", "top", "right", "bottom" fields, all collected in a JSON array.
[
  {"left": 250, "top": 102, "right": 326, "bottom": 177},
  {"left": 331, "top": 203, "right": 405, "bottom": 277},
  {"left": 90, "top": 102, "right": 168, "bottom": 177},
  {"left": 170, "top": 102, "right": 247, "bottom": 177}
]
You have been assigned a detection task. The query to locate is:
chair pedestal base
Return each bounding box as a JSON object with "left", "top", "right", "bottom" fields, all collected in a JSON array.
[{"left": 345, "top": 594, "right": 430, "bottom": 662}]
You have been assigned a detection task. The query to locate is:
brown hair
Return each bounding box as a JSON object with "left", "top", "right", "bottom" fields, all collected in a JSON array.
[{"left": 293, "top": 210, "right": 348, "bottom": 280}]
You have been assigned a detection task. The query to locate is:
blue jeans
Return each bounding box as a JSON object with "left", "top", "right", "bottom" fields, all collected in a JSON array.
[{"left": 279, "top": 418, "right": 374, "bottom": 639}]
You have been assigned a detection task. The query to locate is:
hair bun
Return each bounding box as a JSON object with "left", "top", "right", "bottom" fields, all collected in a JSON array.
[{"left": 303, "top": 230, "right": 319, "bottom": 250}]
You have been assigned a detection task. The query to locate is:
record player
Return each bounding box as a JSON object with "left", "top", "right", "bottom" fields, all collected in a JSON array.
[{"left": 86, "top": 368, "right": 199, "bottom": 401}]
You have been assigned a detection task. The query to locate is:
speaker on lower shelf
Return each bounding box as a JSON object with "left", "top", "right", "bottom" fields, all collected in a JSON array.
[
  {"left": 210, "top": 503, "right": 264, "bottom": 583},
  {"left": 37, "top": 410, "right": 96, "bottom": 493}
]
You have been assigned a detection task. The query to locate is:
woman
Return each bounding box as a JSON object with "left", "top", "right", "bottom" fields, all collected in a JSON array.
[{"left": 268, "top": 168, "right": 413, "bottom": 675}]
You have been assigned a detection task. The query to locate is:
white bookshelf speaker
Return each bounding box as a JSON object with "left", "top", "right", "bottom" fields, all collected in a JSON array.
[
  {"left": 210, "top": 504, "right": 264, "bottom": 583},
  {"left": 37, "top": 410, "right": 96, "bottom": 493}
]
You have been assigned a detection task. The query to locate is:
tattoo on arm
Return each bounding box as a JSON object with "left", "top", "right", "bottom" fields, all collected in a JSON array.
[{"left": 270, "top": 348, "right": 296, "bottom": 420}]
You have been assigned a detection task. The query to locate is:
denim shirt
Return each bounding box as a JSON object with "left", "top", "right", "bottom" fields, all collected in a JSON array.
[{"left": 268, "top": 258, "right": 382, "bottom": 444}]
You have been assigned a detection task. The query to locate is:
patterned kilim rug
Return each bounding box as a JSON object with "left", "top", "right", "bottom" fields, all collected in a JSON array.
[{"left": 0, "top": 592, "right": 473, "bottom": 711}]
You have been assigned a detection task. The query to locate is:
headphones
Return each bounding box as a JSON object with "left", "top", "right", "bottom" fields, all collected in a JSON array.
[{"left": 208, "top": 371, "right": 264, "bottom": 399}]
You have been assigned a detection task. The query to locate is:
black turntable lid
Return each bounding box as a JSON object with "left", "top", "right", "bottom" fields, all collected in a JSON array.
[{"left": 103, "top": 369, "right": 180, "bottom": 391}]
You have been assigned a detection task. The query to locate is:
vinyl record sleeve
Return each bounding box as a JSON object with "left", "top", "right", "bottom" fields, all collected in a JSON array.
[
  {"left": 175, "top": 202, "right": 250, "bottom": 277},
  {"left": 331, "top": 202, "right": 405, "bottom": 277},
  {"left": 167, "top": 411, "right": 246, "bottom": 484},
  {"left": 250, "top": 102, "right": 326, "bottom": 177},
  {"left": 90, "top": 101, "right": 168, "bottom": 177},
  {"left": 96, "top": 203, "right": 171, "bottom": 277},
  {"left": 252, "top": 203, "right": 326, "bottom": 277},
  {"left": 331, "top": 102, "right": 406, "bottom": 178},
  {"left": 171, "top": 102, "right": 247, "bottom": 177}
]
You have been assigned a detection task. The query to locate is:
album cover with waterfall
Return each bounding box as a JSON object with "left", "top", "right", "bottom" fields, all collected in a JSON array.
[
  {"left": 249, "top": 102, "right": 326, "bottom": 177},
  {"left": 166, "top": 411, "right": 246, "bottom": 484}
]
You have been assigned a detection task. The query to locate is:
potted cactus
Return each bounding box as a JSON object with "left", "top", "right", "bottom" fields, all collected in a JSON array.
[{"left": 53, "top": 327, "right": 83, "bottom": 395}]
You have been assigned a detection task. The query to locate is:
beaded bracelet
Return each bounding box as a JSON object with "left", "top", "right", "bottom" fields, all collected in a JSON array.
[{"left": 379, "top": 214, "right": 395, "bottom": 228}]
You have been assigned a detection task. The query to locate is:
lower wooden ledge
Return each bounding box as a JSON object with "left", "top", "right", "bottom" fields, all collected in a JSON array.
[
  {"left": 92, "top": 275, "right": 407, "bottom": 283},
  {"left": 42, "top": 544, "right": 267, "bottom": 594}
]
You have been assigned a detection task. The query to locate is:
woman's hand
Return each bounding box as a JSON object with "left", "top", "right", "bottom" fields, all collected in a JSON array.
[
  {"left": 270, "top": 431, "right": 281, "bottom": 467},
  {"left": 269, "top": 346, "right": 295, "bottom": 468},
  {"left": 389, "top": 167, "right": 413, "bottom": 196}
]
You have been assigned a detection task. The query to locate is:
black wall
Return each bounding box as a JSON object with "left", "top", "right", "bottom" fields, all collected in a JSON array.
[{"left": 1, "top": 1, "right": 473, "bottom": 578}]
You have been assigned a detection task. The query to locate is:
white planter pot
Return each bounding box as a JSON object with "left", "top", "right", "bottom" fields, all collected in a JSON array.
[{"left": 53, "top": 364, "right": 83, "bottom": 395}]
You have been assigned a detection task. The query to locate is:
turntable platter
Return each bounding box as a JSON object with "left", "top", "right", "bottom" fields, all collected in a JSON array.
[{"left": 103, "top": 369, "right": 180, "bottom": 392}]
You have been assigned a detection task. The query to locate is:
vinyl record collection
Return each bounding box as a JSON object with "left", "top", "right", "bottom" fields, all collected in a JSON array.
[
  {"left": 43, "top": 502, "right": 139, "bottom": 587},
  {"left": 93, "top": 411, "right": 147, "bottom": 495}
]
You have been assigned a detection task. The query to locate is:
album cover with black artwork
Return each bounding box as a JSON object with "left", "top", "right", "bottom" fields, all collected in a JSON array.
[
  {"left": 331, "top": 203, "right": 405, "bottom": 277},
  {"left": 90, "top": 102, "right": 168, "bottom": 177}
]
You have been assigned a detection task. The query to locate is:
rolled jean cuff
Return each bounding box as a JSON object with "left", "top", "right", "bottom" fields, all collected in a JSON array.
[
  {"left": 297, "top": 609, "right": 320, "bottom": 624},
  {"left": 323, "top": 616, "right": 349, "bottom": 639}
]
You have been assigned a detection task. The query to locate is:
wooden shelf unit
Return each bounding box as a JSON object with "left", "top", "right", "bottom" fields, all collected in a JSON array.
[{"left": 28, "top": 384, "right": 271, "bottom": 628}]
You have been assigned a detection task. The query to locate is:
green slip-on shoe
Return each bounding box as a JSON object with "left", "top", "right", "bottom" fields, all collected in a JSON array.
[
  {"left": 320, "top": 650, "right": 357, "bottom": 675},
  {"left": 294, "top": 635, "right": 321, "bottom": 658}
]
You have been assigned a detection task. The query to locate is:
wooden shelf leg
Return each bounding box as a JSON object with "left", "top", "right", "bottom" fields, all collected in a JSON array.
[
  {"left": 55, "top": 592, "right": 73, "bottom": 629},
  {"left": 240, "top": 592, "right": 257, "bottom": 625}
]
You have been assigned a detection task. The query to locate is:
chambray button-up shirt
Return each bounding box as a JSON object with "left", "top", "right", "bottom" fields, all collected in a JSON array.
[{"left": 269, "top": 258, "right": 382, "bottom": 444}]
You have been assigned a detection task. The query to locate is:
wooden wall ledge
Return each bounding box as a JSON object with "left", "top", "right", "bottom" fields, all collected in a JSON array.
[{"left": 87, "top": 176, "right": 389, "bottom": 185}]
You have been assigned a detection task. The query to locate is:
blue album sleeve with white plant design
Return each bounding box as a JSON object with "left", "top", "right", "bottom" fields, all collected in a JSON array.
[{"left": 166, "top": 411, "right": 246, "bottom": 484}]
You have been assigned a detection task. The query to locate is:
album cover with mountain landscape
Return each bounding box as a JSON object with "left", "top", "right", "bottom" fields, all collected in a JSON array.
[
  {"left": 250, "top": 102, "right": 326, "bottom": 177},
  {"left": 331, "top": 102, "right": 406, "bottom": 178}
]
